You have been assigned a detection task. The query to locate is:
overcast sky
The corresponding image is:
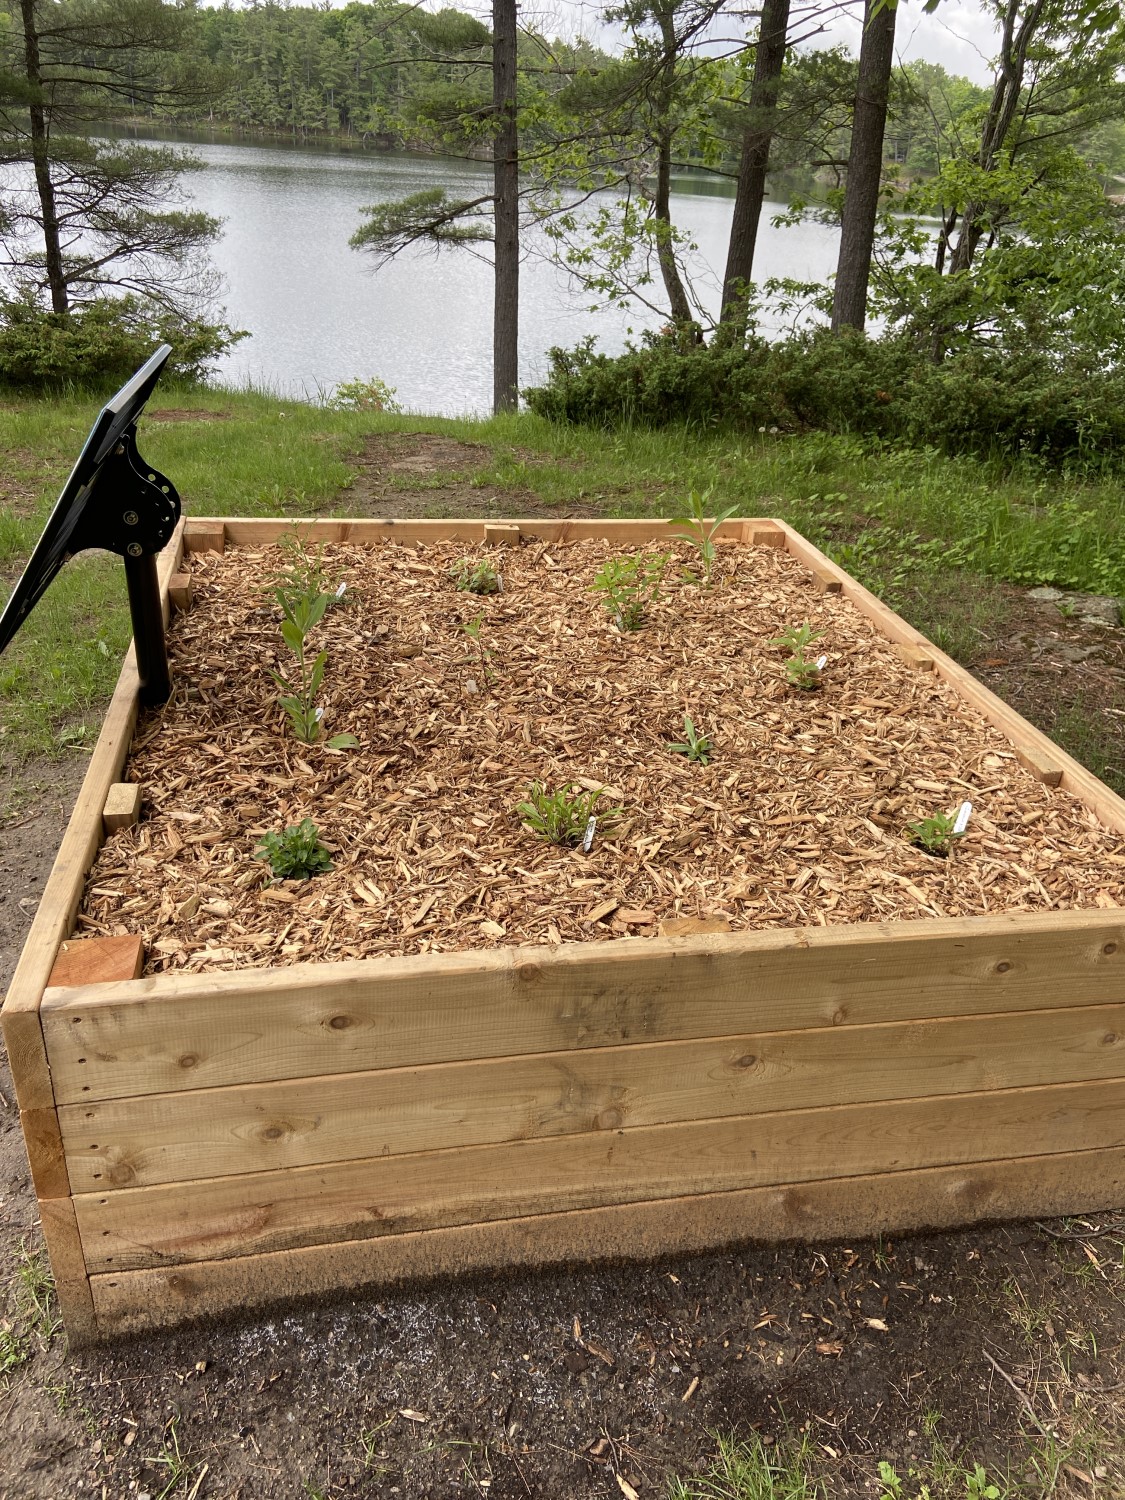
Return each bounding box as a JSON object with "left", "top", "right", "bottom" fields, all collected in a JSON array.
[{"left": 513, "top": 0, "right": 1002, "bottom": 85}]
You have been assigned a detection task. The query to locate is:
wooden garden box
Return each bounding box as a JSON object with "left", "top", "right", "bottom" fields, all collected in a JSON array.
[{"left": 5, "top": 515, "right": 1125, "bottom": 1347}]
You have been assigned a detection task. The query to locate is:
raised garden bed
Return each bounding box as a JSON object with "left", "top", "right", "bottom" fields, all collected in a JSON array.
[{"left": 5, "top": 515, "right": 1125, "bottom": 1347}]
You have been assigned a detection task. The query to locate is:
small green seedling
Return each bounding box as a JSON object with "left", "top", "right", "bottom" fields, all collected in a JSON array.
[
  {"left": 255, "top": 818, "right": 334, "bottom": 881},
  {"left": 516, "top": 782, "right": 622, "bottom": 846},
  {"left": 907, "top": 810, "right": 961, "bottom": 857},
  {"left": 460, "top": 612, "right": 500, "bottom": 684},
  {"left": 667, "top": 714, "right": 712, "bottom": 764},
  {"left": 270, "top": 532, "right": 356, "bottom": 748},
  {"left": 671, "top": 486, "right": 739, "bottom": 586},
  {"left": 452, "top": 557, "right": 500, "bottom": 595},
  {"left": 590, "top": 552, "right": 668, "bottom": 630},
  {"left": 771, "top": 621, "right": 825, "bottom": 689}
]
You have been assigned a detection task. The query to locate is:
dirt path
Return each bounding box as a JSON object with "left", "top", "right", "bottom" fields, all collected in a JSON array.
[{"left": 2, "top": 437, "right": 1125, "bottom": 1500}]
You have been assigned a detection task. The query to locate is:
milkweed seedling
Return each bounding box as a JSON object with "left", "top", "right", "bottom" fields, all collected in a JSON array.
[
  {"left": 906, "top": 810, "right": 960, "bottom": 857},
  {"left": 671, "top": 486, "right": 739, "bottom": 586},
  {"left": 451, "top": 558, "right": 500, "bottom": 595},
  {"left": 255, "top": 818, "right": 334, "bottom": 880},
  {"left": 667, "top": 714, "right": 712, "bottom": 764},
  {"left": 771, "top": 621, "right": 825, "bottom": 690},
  {"left": 269, "top": 531, "right": 357, "bottom": 748},
  {"left": 516, "top": 783, "right": 622, "bottom": 846},
  {"left": 460, "top": 612, "right": 500, "bottom": 684},
  {"left": 590, "top": 553, "right": 668, "bottom": 630}
]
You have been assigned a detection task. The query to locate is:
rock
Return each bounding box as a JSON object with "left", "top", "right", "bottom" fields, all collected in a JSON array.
[{"left": 1027, "top": 586, "right": 1122, "bottom": 627}]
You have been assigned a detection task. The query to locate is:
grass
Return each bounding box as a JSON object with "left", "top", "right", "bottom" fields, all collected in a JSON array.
[
  {"left": 0, "top": 390, "right": 1123, "bottom": 772},
  {"left": 0, "top": 1241, "right": 59, "bottom": 1383}
]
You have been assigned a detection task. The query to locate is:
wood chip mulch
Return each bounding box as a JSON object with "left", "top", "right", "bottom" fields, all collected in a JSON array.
[{"left": 77, "top": 537, "right": 1125, "bottom": 976}]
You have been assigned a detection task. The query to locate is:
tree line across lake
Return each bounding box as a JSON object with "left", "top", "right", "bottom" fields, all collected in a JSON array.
[{"left": 0, "top": 0, "right": 1123, "bottom": 465}]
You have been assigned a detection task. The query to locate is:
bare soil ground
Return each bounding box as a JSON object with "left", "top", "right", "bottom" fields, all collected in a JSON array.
[{"left": 3, "top": 434, "right": 1125, "bottom": 1500}]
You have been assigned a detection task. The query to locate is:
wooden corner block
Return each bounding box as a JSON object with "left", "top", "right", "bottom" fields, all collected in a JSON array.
[
  {"left": 750, "top": 525, "right": 785, "bottom": 548},
  {"left": 21, "top": 1108, "right": 71, "bottom": 1200},
  {"left": 658, "top": 917, "right": 733, "bottom": 937},
  {"left": 1017, "top": 746, "right": 1064, "bottom": 787},
  {"left": 813, "top": 570, "right": 843, "bottom": 595},
  {"left": 103, "top": 782, "right": 142, "bottom": 834},
  {"left": 167, "top": 572, "right": 193, "bottom": 612},
  {"left": 483, "top": 523, "right": 520, "bottom": 546},
  {"left": 894, "top": 643, "right": 935, "bottom": 673},
  {"left": 48, "top": 934, "right": 144, "bottom": 989},
  {"left": 184, "top": 521, "right": 225, "bottom": 554}
]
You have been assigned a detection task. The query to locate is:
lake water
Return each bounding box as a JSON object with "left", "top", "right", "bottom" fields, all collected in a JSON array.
[{"left": 134, "top": 132, "right": 840, "bottom": 415}]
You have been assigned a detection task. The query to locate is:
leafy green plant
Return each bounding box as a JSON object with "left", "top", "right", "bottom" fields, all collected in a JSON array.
[
  {"left": 270, "top": 534, "right": 357, "bottom": 748},
  {"left": 671, "top": 486, "right": 740, "bottom": 585},
  {"left": 668, "top": 713, "right": 712, "bottom": 764},
  {"left": 771, "top": 621, "right": 825, "bottom": 689},
  {"left": 589, "top": 552, "right": 668, "bottom": 629},
  {"left": 907, "top": 810, "right": 961, "bottom": 857},
  {"left": 255, "top": 818, "right": 334, "bottom": 880},
  {"left": 452, "top": 557, "right": 500, "bottom": 595},
  {"left": 516, "top": 782, "right": 622, "bottom": 846},
  {"left": 327, "top": 375, "right": 402, "bottom": 413}
]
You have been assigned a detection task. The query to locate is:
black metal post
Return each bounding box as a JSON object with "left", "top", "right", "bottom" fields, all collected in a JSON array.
[{"left": 123, "top": 551, "right": 171, "bottom": 706}]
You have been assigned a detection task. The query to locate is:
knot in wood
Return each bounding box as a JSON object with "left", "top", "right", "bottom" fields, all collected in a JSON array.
[
  {"left": 327, "top": 1014, "right": 353, "bottom": 1030},
  {"left": 735, "top": 1054, "right": 757, "bottom": 1070},
  {"left": 994, "top": 961, "right": 1012, "bottom": 975},
  {"left": 178, "top": 1053, "right": 199, "bottom": 1069},
  {"left": 516, "top": 962, "right": 542, "bottom": 985},
  {"left": 1104, "top": 942, "right": 1118, "bottom": 956},
  {"left": 1103, "top": 1032, "right": 1119, "bottom": 1047}
]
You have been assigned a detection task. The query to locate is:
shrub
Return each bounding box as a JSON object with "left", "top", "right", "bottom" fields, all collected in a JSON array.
[
  {"left": 0, "top": 293, "right": 245, "bottom": 389},
  {"left": 523, "top": 329, "right": 1125, "bottom": 467}
]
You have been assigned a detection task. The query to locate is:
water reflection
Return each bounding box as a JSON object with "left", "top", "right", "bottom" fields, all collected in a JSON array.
[{"left": 126, "top": 131, "right": 839, "bottom": 414}]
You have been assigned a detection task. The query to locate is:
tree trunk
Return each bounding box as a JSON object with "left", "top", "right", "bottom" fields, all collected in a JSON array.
[
  {"left": 948, "top": 0, "right": 1045, "bottom": 275},
  {"left": 651, "top": 3, "right": 693, "bottom": 328},
  {"left": 492, "top": 0, "right": 519, "bottom": 414},
  {"left": 719, "top": 0, "right": 791, "bottom": 340},
  {"left": 830, "top": 0, "right": 897, "bottom": 334},
  {"left": 19, "top": 0, "right": 68, "bottom": 314}
]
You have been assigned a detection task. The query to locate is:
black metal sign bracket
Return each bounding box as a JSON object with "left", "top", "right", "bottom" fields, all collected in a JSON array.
[{"left": 72, "top": 427, "right": 182, "bottom": 706}]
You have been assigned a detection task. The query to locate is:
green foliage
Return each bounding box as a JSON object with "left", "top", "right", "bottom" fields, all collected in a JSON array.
[
  {"left": 515, "top": 782, "right": 622, "bottom": 845},
  {"left": 672, "top": 487, "right": 739, "bottom": 585},
  {"left": 771, "top": 622, "right": 824, "bottom": 689},
  {"left": 351, "top": 189, "right": 491, "bottom": 268},
  {"left": 254, "top": 818, "right": 334, "bottom": 880},
  {"left": 667, "top": 713, "right": 712, "bottom": 764},
  {"left": 328, "top": 376, "right": 401, "bottom": 414},
  {"left": 452, "top": 557, "right": 500, "bottom": 595},
  {"left": 907, "top": 811, "right": 960, "bottom": 856},
  {"left": 524, "top": 328, "right": 1125, "bottom": 469},
  {"left": 590, "top": 551, "right": 668, "bottom": 629},
  {"left": 0, "top": 294, "right": 243, "bottom": 390}
]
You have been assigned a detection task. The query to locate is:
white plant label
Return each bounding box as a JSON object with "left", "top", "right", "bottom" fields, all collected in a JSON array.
[
  {"left": 953, "top": 801, "right": 972, "bottom": 835},
  {"left": 815, "top": 655, "right": 828, "bottom": 670},
  {"left": 335, "top": 582, "right": 347, "bottom": 599},
  {"left": 582, "top": 816, "right": 597, "bottom": 854},
  {"left": 315, "top": 707, "right": 325, "bottom": 723}
]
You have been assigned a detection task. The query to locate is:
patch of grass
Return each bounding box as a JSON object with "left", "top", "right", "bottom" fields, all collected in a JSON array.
[
  {"left": 669, "top": 1433, "right": 824, "bottom": 1500},
  {"left": 1044, "top": 698, "right": 1125, "bottom": 797},
  {"left": 1, "top": 1241, "right": 59, "bottom": 1382}
]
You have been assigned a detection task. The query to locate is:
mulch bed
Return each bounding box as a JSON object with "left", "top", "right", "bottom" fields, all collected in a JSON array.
[{"left": 77, "top": 536, "right": 1125, "bottom": 976}]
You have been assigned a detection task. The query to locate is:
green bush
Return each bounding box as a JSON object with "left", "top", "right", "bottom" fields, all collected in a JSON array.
[
  {"left": 0, "top": 294, "right": 246, "bottom": 389},
  {"left": 524, "top": 330, "right": 1125, "bottom": 467}
]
